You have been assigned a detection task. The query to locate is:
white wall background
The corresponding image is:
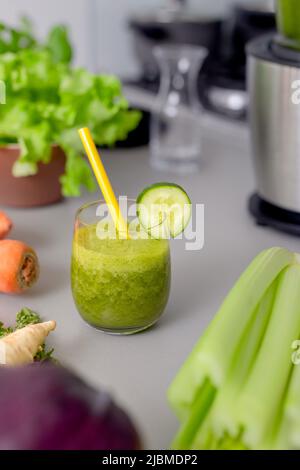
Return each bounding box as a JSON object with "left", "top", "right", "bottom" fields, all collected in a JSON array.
[
  {"left": 0, "top": 0, "right": 274, "bottom": 76},
  {"left": 0, "top": 0, "right": 94, "bottom": 69}
]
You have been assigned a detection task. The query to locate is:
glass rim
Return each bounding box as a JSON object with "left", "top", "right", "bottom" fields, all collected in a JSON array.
[{"left": 75, "top": 198, "right": 168, "bottom": 232}]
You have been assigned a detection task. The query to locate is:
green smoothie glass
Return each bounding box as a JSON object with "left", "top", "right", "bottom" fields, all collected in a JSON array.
[
  {"left": 276, "top": 0, "right": 300, "bottom": 51},
  {"left": 71, "top": 199, "right": 171, "bottom": 335}
]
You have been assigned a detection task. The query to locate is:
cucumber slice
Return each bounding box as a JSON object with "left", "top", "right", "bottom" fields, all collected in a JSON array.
[{"left": 137, "top": 183, "right": 192, "bottom": 239}]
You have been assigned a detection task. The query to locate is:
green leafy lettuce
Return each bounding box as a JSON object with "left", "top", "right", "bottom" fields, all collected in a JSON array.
[{"left": 0, "top": 21, "right": 141, "bottom": 196}]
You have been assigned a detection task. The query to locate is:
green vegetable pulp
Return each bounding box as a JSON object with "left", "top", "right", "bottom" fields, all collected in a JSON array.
[
  {"left": 71, "top": 225, "right": 171, "bottom": 333},
  {"left": 277, "top": 0, "right": 300, "bottom": 50}
]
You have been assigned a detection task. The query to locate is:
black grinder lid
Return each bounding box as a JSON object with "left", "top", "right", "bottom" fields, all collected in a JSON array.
[{"left": 247, "top": 33, "right": 300, "bottom": 68}]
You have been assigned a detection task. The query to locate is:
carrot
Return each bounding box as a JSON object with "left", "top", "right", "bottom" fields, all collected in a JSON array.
[
  {"left": 0, "top": 240, "right": 40, "bottom": 294},
  {"left": 0, "top": 211, "right": 12, "bottom": 239}
]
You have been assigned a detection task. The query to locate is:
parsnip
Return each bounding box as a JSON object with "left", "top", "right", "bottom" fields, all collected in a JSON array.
[{"left": 0, "top": 321, "right": 56, "bottom": 366}]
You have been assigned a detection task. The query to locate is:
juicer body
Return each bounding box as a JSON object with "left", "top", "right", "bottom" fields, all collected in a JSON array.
[{"left": 248, "top": 36, "right": 300, "bottom": 212}]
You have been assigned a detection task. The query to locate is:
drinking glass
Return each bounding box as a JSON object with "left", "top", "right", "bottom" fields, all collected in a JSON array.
[
  {"left": 150, "top": 44, "right": 207, "bottom": 173},
  {"left": 71, "top": 199, "right": 171, "bottom": 335}
]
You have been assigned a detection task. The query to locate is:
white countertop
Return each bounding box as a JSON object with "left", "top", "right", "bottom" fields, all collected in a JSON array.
[{"left": 2, "top": 112, "right": 300, "bottom": 449}]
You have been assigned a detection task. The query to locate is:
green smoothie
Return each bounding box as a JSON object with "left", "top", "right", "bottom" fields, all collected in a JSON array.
[
  {"left": 71, "top": 225, "right": 171, "bottom": 333},
  {"left": 277, "top": 0, "right": 300, "bottom": 50}
]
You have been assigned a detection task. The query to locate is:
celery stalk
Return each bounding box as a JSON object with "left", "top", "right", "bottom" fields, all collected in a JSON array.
[
  {"left": 171, "top": 379, "right": 216, "bottom": 450},
  {"left": 287, "top": 367, "right": 300, "bottom": 449},
  {"left": 276, "top": 361, "right": 300, "bottom": 449},
  {"left": 236, "top": 264, "right": 300, "bottom": 449},
  {"left": 210, "top": 278, "right": 278, "bottom": 440},
  {"left": 191, "top": 410, "right": 248, "bottom": 450},
  {"left": 168, "top": 248, "right": 294, "bottom": 419},
  {"left": 179, "top": 282, "right": 277, "bottom": 449},
  {"left": 190, "top": 410, "right": 215, "bottom": 450}
]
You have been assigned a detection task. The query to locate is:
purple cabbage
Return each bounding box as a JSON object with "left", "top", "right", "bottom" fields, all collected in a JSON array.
[{"left": 0, "top": 363, "right": 140, "bottom": 450}]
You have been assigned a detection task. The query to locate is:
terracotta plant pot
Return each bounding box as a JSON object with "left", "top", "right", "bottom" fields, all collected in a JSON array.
[{"left": 0, "top": 145, "right": 66, "bottom": 208}]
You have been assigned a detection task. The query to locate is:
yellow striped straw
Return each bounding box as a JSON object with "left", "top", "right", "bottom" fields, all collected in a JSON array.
[{"left": 78, "top": 127, "right": 129, "bottom": 237}]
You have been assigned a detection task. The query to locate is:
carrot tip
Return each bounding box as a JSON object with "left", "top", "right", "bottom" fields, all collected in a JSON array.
[{"left": 0, "top": 212, "right": 13, "bottom": 240}]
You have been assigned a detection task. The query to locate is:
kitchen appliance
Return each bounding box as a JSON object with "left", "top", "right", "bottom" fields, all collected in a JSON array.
[
  {"left": 199, "top": 2, "right": 275, "bottom": 119},
  {"left": 128, "top": 1, "right": 275, "bottom": 120},
  {"left": 129, "top": 9, "right": 221, "bottom": 84},
  {"left": 248, "top": 0, "right": 300, "bottom": 235}
]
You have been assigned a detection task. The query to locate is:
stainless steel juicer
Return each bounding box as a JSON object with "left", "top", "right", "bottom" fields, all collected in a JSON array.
[
  {"left": 248, "top": 36, "right": 300, "bottom": 214},
  {"left": 247, "top": 9, "right": 300, "bottom": 237}
]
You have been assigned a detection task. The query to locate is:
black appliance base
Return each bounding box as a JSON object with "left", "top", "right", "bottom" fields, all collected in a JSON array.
[{"left": 249, "top": 194, "right": 300, "bottom": 236}]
